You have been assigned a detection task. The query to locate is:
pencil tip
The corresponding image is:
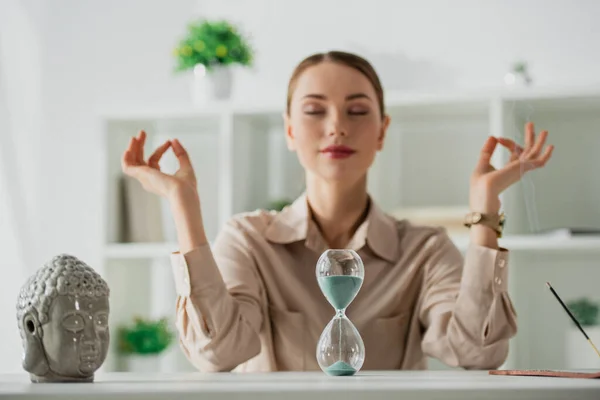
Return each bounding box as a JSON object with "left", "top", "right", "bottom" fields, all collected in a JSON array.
[{"left": 546, "top": 281, "right": 551, "bottom": 288}]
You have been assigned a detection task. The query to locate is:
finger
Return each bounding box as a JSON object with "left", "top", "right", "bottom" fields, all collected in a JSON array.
[
  {"left": 122, "top": 150, "right": 139, "bottom": 176},
  {"left": 526, "top": 130, "right": 548, "bottom": 159},
  {"left": 133, "top": 131, "right": 145, "bottom": 164},
  {"left": 171, "top": 139, "right": 192, "bottom": 169},
  {"left": 497, "top": 137, "right": 522, "bottom": 153},
  {"left": 130, "top": 137, "right": 141, "bottom": 165},
  {"left": 524, "top": 121, "right": 535, "bottom": 150},
  {"left": 125, "top": 136, "right": 137, "bottom": 155},
  {"left": 531, "top": 144, "right": 554, "bottom": 168},
  {"left": 497, "top": 137, "right": 524, "bottom": 161},
  {"left": 148, "top": 141, "right": 172, "bottom": 169},
  {"left": 122, "top": 137, "right": 138, "bottom": 169},
  {"left": 137, "top": 130, "right": 147, "bottom": 163},
  {"left": 477, "top": 137, "right": 498, "bottom": 169}
]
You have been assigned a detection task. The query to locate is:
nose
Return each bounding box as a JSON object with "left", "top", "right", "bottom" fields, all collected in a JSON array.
[
  {"left": 82, "top": 315, "right": 100, "bottom": 344},
  {"left": 326, "top": 112, "right": 347, "bottom": 137}
]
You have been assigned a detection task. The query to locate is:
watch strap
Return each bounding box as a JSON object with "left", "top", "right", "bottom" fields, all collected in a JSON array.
[{"left": 464, "top": 212, "right": 505, "bottom": 237}]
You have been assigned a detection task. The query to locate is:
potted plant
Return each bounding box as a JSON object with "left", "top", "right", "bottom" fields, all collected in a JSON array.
[
  {"left": 504, "top": 60, "right": 533, "bottom": 87},
  {"left": 173, "top": 19, "right": 253, "bottom": 104},
  {"left": 118, "top": 316, "right": 174, "bottom": 372},
  {"left": 266, "top": 198, "right": 293, "bottom": 212},
  {"left": 564, "top": 298, "right": 600, "bottom": 369}
]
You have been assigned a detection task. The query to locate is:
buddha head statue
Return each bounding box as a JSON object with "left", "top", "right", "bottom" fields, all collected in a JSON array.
[{"left": 16, "top": 254, "right": 110, "bottom": 383}]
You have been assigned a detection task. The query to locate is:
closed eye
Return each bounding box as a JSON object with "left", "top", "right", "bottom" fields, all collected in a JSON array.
[
  {"left": 95, "top": 312, "right": 109, "bottom": 330},
  {"left": 348, "top": 106, "right": 370, "bottom": 115},
  {"left": 62, "top": 313, "right": 85, "bottom": 333},
  {"left": 303, "top": 105, "right": 325, "bottom": 115}
]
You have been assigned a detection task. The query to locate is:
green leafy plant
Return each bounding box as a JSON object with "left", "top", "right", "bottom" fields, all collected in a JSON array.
[
  {"left": 173, "top": 19, "right": 253, "bottom": 72},
  {"left": 266, "top": 199, "right": 292, "bottom": 211},
  {"left": 117, "top": 317, "right": 174, "bottom": 355},
  {"left": 511, "top": 60, "right": 532, "bottom": 85},
  {"left": 566, "top": 298, "right": 599, "bottom": 326}
]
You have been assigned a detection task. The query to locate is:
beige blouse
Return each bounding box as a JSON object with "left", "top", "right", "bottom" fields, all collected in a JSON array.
[{"left": 170, "top": 194, "right": 517, "bottom": 373}]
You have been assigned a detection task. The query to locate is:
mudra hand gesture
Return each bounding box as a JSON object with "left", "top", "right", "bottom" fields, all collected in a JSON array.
[
  {"left": 121, "top": 130, "right": 197, "bottom": 199},
  {"left": 470, "top": 122, "right": 554, "bottom": 214}
]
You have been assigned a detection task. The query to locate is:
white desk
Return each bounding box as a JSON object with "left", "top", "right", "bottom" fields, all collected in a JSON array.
[{"left": 1, "top": 371, "right": 600, "bottom": 400}]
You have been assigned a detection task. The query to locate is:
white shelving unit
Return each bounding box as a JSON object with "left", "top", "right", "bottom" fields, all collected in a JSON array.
[
  {"left": 99, "top": 85, "right": 600, "bottom": 373},
  {"left": 103, "top": 242, "right": 180, "bottom": 259},
  {"left": 102, "top": 235, "right": 600, "bottom": 260}
]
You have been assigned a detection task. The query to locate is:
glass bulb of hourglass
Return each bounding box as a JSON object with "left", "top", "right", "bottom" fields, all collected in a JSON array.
[{"left": 316, "top": 249, "right": 365, "bottom": 376}]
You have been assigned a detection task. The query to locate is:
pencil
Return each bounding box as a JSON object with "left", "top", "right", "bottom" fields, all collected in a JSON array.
[{"left": 546, "top": 281, "right": 600, "bottom": 358}]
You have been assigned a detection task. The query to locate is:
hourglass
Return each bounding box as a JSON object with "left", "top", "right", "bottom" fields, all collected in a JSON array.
[{"left": 316, "top": 249, "right": 365, "bottom": 376}]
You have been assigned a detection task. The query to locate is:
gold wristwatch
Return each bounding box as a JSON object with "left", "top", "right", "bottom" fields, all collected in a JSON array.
[{"left": 464, "top": 212, "right": 505, "bottom": 238}]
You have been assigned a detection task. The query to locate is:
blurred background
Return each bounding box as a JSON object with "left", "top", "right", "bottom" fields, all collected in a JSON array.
[{"left": 2, "top": 0, "right": 600, "bottom": 374}]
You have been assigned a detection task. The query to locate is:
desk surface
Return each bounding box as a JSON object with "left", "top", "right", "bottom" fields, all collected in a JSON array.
[{"left": 2, "top": 370, "right": 600, "bottom": 400}]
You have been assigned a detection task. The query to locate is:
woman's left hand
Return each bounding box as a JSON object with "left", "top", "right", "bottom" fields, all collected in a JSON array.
[{"left": 469, "top": 121, "right": 554, "bottom": 214}]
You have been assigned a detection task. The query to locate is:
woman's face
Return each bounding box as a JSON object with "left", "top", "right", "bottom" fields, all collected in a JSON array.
[{"left": 285, "top": 61, "right": 390, "bottom": 183}]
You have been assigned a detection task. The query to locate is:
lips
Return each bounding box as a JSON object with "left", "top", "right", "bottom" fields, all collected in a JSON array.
[
  {"left": 80, "top": 354, "right": 97, "bottom": 362},
  {"left": 320, "top": 145, "right": 356, "bottom": 159},
  {"left": 80, "top": 343, "right": 99, "bottom": 364}
]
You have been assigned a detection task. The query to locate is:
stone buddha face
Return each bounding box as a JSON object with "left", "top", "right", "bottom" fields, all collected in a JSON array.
[{"left": 16, "top": 254, "right": 110, "bottom": 383}]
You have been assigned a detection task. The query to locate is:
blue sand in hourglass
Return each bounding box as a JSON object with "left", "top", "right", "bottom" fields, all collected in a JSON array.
[
  {"left": 316, "top": 249, "right": 366, "bottom": 376},
  {"left": 317, "top": 275, "right": 363, "bottom": 375},
  {"left": 324, "top": 360, "right": 357, "bottom": 376},
  {"left": 317, "top": 276, "right": 363, "bottom": 310}
]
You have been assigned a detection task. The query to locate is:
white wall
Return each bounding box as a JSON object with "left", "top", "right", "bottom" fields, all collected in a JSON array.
[
  {"left": 0, "top": 0, "right": 47, "bottom": 374},
  {"left": 0, "top": 0, "right": 197, "bottom": 373},
  {"left": 2, "top": 0, "right": 600, "bottom": 373},
  {"left": 197, "top": 0, "right": 600, "bottom": 100},
  {"left": 37, "top": 0, "right": 196, "bottom": 266}
]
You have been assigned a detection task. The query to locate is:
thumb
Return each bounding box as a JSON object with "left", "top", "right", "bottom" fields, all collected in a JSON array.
[
  {"left": 171, "top": 139, "right": 192, "bottom": 170},
  {"left": 475, "top": 136, "right": 498, "bottom": 173},
  {"left": 489, "top": 158, "right": 535, "bottom": 192}
]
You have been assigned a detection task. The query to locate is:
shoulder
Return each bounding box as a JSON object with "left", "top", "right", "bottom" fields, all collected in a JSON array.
[
  {"left": 209, "top": 209, "right": 280, "bottom": 257},
  {"left": 222, "top": 208, "right": 279, "bottom": 239},
  {"left": 222, "top": 194, "right": 308, "bottom": 246},
  {"left": 367, "top": 198, "right": 458, "bottom": 263},
  {"left": 392, "top": 216, "right": 457, "bottom": 253}
]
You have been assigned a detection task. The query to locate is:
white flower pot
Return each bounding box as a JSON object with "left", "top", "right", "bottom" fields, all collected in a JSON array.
[
  {"left": 565, "top": 326, "right": 600, "bottom": 369},
  {"left": 126, "top": 354, "right": 161, "bottom": 373},
  {"left": 191, "top": 64, "right": 233, "bottom": 106}
]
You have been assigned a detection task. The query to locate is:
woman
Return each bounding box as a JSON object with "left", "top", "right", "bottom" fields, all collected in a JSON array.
[{"left": 122, "top": 51, "right": 553, "bottom": 372}]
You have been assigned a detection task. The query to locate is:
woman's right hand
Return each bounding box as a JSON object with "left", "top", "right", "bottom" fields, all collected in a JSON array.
[{"left": 121, "top": 130, "right": 197, "bottom": 199}]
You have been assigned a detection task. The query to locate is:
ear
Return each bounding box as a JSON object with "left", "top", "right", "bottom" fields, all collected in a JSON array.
[
  {"left": 377, "top": 114, "right": 391, "bottom": 151},
  {"left": 283, "top": 112, "right": 296, "bottom": 152},
  {"left": 21, "top": 310, "right": 49, "bottom": 377}
]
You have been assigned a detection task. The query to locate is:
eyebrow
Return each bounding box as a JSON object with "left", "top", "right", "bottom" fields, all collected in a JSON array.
[{"left": 302, "top": 93, "right": 372, "bottom": 101}]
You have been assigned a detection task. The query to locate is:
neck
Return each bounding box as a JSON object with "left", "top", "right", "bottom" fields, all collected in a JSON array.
[{"left": 305, "top": 173, "right": 370, "bottom": 249}]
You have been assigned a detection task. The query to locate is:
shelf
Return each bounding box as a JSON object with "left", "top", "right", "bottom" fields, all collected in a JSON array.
[
  {"left": 103, "top": 235, "right": 600, "bottom": 260},
  {"left": 97, "top": 85, "right": 600, "bottom": 122},
  {"left": 103, "top": 242, "right": 179, "bottom": 259},
  {"left": 451, "top": 234, "right": 600, "bottom": 252},
  {"left": 97, "top": 101, "right": 283, "bottom": 122},
  {"left": 101, "top": 84, "right": 600, "bottom": 256}
]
